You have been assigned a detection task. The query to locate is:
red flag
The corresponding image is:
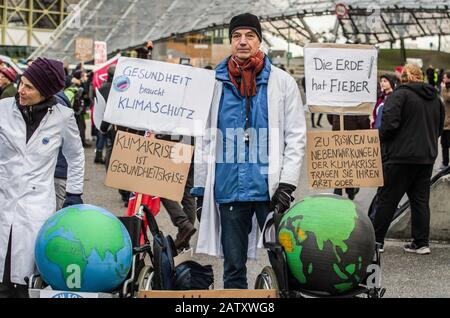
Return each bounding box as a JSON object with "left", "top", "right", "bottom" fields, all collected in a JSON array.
[{"left": 93, "top": 56, "right": 119, "bottom": 90}]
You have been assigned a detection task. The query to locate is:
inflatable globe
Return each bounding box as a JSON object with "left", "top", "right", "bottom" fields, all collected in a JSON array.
[
  {"left": 35, "top": 204, "right": 132, "bottom": 292},
  {"left": 278, "top": 195, "right": 375, "bottom": 295}
]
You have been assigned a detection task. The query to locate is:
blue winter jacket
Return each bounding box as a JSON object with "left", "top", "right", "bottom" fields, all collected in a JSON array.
[{"left": 193, "top": 56, "right": 272, "bottom": 203}]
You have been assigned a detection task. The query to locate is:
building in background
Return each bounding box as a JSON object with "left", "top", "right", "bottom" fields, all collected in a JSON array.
[{"left": 0, "top": 0, "right": 79, "bottom": 58}]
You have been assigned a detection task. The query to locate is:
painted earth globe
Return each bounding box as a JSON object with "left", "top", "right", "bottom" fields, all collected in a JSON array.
[
  {"left": 35, "top": 204, "right": 132, "bottom": 293},
  {"left": 278, "top": 195, "right": 375, "bottom": 295}
]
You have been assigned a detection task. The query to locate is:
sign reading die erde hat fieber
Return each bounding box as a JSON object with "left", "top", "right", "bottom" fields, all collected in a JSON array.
[
  {"left": 103, "top": 57, "right": 216, "bottom": 137},
  {"left": 304, "top": 43, "right": 377, "bottom": 114}
]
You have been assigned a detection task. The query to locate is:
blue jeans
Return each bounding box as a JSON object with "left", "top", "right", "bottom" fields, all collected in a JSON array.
[
  {"left": 96, "top": 131, "right": 106, "bottom": 151},
  {"left": 219, "top": 201, "right": 270, "bottom": 289}
]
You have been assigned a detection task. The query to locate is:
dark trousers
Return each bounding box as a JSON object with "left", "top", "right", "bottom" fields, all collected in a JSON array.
[
  {"left": 0, "top": 229, "right": 28, "bottom": 298},
  {"left": 372, "top": 164, "right": 433, "bottom": 246},
  {"left": 161, "top": 162, "right": 196, "bottom": 228},
  {"left": 219, "top": 201, "right": 270, "bottom": 289},
  {"left": 333, "top": 187, "right": 359, "bottom": 200},
  {"left": 311, "top": 113, "right": 323, "bottom": 127},
  {"left": 441, "top": 131, "right": 450, "bottom": 166},
  {"left": 75, "top": 113, "right": 86, "bottom": 145}
]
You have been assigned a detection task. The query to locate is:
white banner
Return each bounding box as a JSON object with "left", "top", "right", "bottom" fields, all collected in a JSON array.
[
  {"left": 103, "top": 57, "right": 215, "bottom": 136},
  {"left": 304, "top": 44, "right": 377, "bottom": 107}
]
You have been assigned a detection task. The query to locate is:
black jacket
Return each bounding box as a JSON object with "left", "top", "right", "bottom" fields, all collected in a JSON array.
[
  {"left": 54, "top": 91, "right": 72, "bottom": 179},
  {"left": 380, "top": 83, "right": 445, "bottom": 164}
]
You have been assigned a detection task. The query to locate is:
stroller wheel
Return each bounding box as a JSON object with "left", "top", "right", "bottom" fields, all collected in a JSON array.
[
  {"left": 137, "top": 265, "right": 154, "bottom": 292},
  {"left": 255, "top": 266, "right": 279, "bottom": 290}
]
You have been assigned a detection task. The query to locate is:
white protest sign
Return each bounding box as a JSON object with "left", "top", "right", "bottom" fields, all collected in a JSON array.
[
  {"left": 93, "top": 88, "right": 106, "bottom": 130},
  {"left": 94, "top": 41, "right": 107, "bottom": 65},
  {"left": 103, "top": 57, "right": 216, "bottom": 136},
  {"left": 304, "top": 43, "right": 377, "bottom": 110}
]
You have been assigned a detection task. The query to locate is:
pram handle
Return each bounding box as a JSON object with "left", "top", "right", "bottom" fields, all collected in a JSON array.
[
  {"left": 141, "top": 204, "right": 160, "bottom": 236},
  {"left": 262, "top": 204, "right": 282, "bottom": 248},
  {"left": 133, "top": 244, "right": 152, "bottom": 255}
]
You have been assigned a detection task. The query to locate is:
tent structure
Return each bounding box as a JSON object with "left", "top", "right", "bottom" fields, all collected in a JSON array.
[{"left": 29, "top": 0, "right": 450, "bottom": 63}]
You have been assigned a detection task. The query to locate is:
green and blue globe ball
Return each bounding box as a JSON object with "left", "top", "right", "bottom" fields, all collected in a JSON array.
[
  {"left": 278, "top": 195, "right": 375, "bottom": 295},
  {"left": 35, "top": 204, "right": 132, "bottom": 292}
]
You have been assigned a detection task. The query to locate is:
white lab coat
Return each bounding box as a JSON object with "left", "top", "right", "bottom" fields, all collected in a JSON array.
[
  {"left": 194, "top": 66, "right": 307, "bottom": 258},
  {"left": 0, "top": 97, "right": 85, "bottom": 285}
]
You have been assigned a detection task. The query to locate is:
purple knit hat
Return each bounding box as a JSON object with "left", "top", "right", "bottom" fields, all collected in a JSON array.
[{"left": 22, "top": 57, "right": 66, "bottom": 98}]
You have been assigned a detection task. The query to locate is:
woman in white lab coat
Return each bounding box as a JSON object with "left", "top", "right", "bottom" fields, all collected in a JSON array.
[{"left": 0, "top": 58, "right": 85, "bottom": 298}]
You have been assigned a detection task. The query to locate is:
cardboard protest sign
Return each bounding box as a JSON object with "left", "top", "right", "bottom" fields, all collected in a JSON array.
[
  {"left": 103, "top": 57, "right": 215, "bottom": 137},
  {"left": 307, "top": 130, "right": 383, "bottom": 189},
  {"left": 105, "top": 131, "right": 194, "bottom": 201},
  {"left": 74, "top": 37, "right": 93, "bottom": 62},
  {"left": 304, "top": 43, "right": 377, "bottom": 114}
]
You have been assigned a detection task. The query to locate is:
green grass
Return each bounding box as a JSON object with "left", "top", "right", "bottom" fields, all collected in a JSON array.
[{"left": 378, "top": 49, "right": 450, "bottom": 73}]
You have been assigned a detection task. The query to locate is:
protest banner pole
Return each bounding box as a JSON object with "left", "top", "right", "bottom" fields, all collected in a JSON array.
[
  {"left": 134, "top": 193, "right": 143, "bottom": 214},
  {"left": 340, "top": 115, "right": 344, "bottom": 131}
]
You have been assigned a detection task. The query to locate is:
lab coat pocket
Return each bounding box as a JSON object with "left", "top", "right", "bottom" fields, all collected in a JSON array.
[{"left": 23, "top": 181, "right": 55, "bottom": 223}]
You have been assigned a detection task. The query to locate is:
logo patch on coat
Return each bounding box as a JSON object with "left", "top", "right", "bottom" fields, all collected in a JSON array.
[{"left": 42, "top": 137, "right": 50, "bottom": 145}]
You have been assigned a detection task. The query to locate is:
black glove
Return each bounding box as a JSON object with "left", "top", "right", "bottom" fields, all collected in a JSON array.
[
  {"left": 62, "top": 193, "right": 83, "bottom": 208},
  {"left": 196, "top": 196, "right": 204, "bottom": 222},
  {"left": 270, "top": 183, "right": 296, "bottom": 214}
]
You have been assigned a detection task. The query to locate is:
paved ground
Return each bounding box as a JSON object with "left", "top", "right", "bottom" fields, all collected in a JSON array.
[{"left": 83, "top": 116, "right": 450, "bottom": 298}]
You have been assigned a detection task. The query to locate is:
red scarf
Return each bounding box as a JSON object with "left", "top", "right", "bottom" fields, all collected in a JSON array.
[{"left": 228, "top": 51, "right": 265, "bottom": 97}]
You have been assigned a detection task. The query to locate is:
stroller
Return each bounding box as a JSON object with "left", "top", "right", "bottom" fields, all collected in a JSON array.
[
  {"left": 255, "top": 200, "right": 385, "bottom": 298},
  {"left": 121, "top": 204, "right": 214, "bottom": 294}
]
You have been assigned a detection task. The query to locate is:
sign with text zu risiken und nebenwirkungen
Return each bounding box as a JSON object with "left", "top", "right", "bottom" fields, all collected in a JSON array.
[{"left": 103, "top": 57, "right": 216, "bottom": 136}]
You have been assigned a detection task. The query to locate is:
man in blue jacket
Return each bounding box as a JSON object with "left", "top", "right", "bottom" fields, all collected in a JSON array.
[{"left": 192, "top": 13, "right": 306, "bottom": 289}]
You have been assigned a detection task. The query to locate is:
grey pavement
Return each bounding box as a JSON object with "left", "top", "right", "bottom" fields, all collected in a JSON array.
[{"left": 83, "top": 116, "right": 450, "bottom": 298}]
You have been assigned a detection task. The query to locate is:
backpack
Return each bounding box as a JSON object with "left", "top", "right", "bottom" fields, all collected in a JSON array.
[
  {"left": 172, "top": 261, "right": 214, "bottom": 290},
  {"left": 63, "top": 86, "right": 84, "bottom": 115},
  {"left": 142, "top": 205, "right": 176, "bottom": 290}
]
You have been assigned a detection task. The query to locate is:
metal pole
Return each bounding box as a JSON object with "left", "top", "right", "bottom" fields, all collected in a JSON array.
[{"left": 287, "top": 27, "right": 290, "bottom": 68}]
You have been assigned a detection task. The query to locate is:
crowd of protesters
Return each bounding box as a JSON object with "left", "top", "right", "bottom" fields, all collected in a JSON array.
[{"left": 0, "top": 11, "right": 449, "bottom": 298}]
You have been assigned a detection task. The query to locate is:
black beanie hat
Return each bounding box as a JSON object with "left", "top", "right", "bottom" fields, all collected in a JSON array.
[{"left": 228, "top": 13, "right": 262, "bottom": 43}]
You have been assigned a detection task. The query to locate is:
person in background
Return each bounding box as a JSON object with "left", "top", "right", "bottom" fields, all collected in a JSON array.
[
  {"left": 372, "top": 74, "right": 395, "bottom": 129},
  {"left": 426, "top": 64, "right": 435, "bottom": 87},
  {"left": 146, "top": 41, "right": 197, "bottom": 250},
  {"left": 64, "top": 70, "right": 89, "bottom": 147},
  {"left": 98, "top": 65, "right": 132, "bottom": 207},
  {"left": 330, "top": 114, "right": 370, "bottom": 200},
  {"left": 394, "top": 65, "right": 404, "bottom": 87},
  {"left": 440, "top": 71, "right": 450, "bottom": 171},
  {"left": 0, "top": 67, "right": 17, "bottom": 99},
  {"left": 372, "top": 64, "right": 444, "bottom": 254},
  {"left": 301, "top": 77, "right": 322, "bottom": 128},
  {"left": 53, "top": 90, "right": 74, "bottom": 211}
]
